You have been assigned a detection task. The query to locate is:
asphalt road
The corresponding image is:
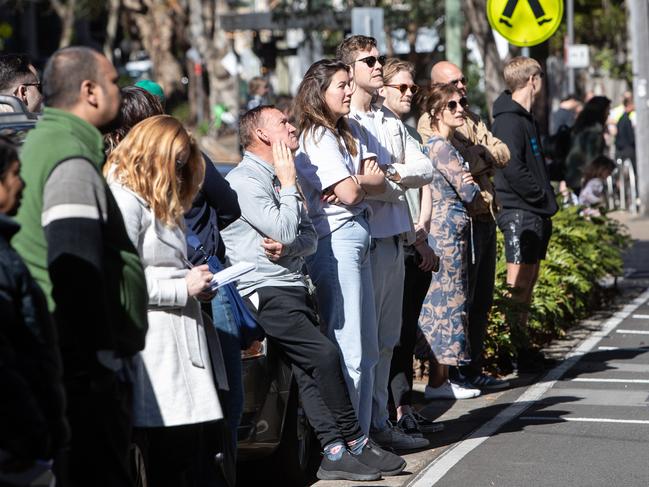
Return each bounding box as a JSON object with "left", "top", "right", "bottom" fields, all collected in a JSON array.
[{"left": 407, "top": 291, "right": 649, "bottom": 487}]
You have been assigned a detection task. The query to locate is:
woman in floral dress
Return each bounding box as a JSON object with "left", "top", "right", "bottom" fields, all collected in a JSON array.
[{"left": 417, "top": 83, "right": 485, "bottom": 400}]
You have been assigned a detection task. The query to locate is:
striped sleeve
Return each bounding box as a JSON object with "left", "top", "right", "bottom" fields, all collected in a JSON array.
[{"left": 43, "top": 158, "right": 111, "bottom": 362}]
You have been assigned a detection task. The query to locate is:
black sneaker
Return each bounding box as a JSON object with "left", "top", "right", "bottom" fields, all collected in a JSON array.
[
  {"left": 316, "top": 449, "right": 381, "bottom": 481},
  {"left": 396, "top": 412, "right": 423, "bottom": 437},
  {"left": 353, "top": 439, "right": 406, "bottom": 477},
  {"left": 516, "top": 350, "right": 559, "bottom": 373},
  {"left": 411, "top": 411, "right": 445, "bottom": 434}
]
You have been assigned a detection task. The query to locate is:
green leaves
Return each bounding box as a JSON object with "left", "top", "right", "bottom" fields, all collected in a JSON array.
[{"left": 484, "top": 206, "right": 631, "bottom": 371}]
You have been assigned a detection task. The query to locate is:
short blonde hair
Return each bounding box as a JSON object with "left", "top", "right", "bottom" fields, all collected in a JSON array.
[
  {"left": 382, "top": 58, "right": 415, "bottom": 84},
  {"left": 503, "top": 56, "right": 542, "bottom": 92},
  {"left": 105, "top": 115, "right": 204, "bottom": 227}
]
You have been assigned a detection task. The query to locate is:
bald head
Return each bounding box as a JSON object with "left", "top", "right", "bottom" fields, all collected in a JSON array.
[{"left": 430, "top": 61, "right": 467, "bottom": 96}]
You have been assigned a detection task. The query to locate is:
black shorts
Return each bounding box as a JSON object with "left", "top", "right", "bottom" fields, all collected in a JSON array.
[{"left": 497, "top": 209, "right": 552, "bottom": 264}]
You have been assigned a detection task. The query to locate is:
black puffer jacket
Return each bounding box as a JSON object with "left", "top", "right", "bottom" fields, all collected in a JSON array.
[
  {"left": 492, "top": 91, "right": 558, "bottom": 217},
  {"left": 0, "top": 214, "right": 68, "bottom": 460}
]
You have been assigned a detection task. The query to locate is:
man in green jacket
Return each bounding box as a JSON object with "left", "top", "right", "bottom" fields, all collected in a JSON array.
[{"left": 13, "top": 46, "right": 148, "bottom": 487}]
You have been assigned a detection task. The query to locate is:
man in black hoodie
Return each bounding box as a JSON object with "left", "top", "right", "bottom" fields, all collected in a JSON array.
[{"left": 492, "top": 56, "right": 558, "bottom": 371}]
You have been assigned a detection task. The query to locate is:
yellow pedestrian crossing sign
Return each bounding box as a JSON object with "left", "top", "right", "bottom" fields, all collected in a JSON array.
[{"left": 487, "top": 0, "right": 563, "bottom": 47}]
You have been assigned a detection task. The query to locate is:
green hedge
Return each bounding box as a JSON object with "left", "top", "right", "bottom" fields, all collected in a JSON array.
[{"left": 484, "top": 206, "right": 631, "bottom": 371}]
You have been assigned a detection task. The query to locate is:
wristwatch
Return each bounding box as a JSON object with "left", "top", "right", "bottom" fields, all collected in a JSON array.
[{"left": 385, "top": 164, "right": 399, "bottom": 181}]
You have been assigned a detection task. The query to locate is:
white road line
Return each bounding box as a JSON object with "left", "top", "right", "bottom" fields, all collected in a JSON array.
[
  {"left": 571, "top": 378, "right": 649, "bottom": 384},
  {"left": 597, "top": 346, "right": 649, "bottom": 351},
  {"left": 616, "top": 329, "right": 649, "bottom": 335},
  {"left": 407, "top": 287, "right": 649, "bottom": 487},
  {"left": 520, "top": 416, "right": 649, "bottom": 425},
  {"left": 632, "top": 313, "right": 649, "bottom": 319}
]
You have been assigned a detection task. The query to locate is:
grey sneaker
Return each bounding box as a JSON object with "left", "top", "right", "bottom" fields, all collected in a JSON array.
[{"left": 372, "top": 421, "right": 429, "bottom": 451}]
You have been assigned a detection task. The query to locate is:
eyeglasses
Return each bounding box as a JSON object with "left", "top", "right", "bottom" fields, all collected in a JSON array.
[
  {"left": 352, "top": 55, "right": 387, "bottom": 68},
  {"left": 446, "top": 97, "right": 469, "bottom": 113},
  {"left": 22, "top": 82, "right": 42, "bottom": 93},
  {"left": 385, "top": 83, "right": 419, "bottom": 95},
  {"left": 449, "top": 76, "right": 467, "bottom": 86}
]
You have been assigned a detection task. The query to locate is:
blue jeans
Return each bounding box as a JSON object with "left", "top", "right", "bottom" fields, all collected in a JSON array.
[
  {"left": 306, "top": 215, "right": 378, "bottom": 435},
  {"left": 211, "top": 288, "right": 243, "bottom": 452}
]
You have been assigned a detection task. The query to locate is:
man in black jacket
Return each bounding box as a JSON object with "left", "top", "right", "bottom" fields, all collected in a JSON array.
[
  {"left": 492, "top": 56, "right": 558, "bottom": 371},
  {"left": 0, "top": 136, "right": 67, "bottom": 476}
]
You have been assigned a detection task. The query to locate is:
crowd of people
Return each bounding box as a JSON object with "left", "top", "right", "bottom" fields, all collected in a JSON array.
[{"left": 0, "top": 36, "right": 627, "bottom": 486}]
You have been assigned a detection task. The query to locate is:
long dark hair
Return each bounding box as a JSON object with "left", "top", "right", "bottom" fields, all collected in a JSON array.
[
  {"left": 0, "top": 135, "right": 18, "bottom": 180},
  {"left": 582, "top": 155, "right": 615, "bottom": 185},
  {"left": 572, "top": 96, "right": 610, "bottom": 134},
  {"left": 293, "top": 59, "right": 358, "bottom": 157}
]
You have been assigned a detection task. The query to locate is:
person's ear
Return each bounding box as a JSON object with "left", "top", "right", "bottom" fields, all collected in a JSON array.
[
  {"left": 378, "top": 86, "right": 387, "bottom": 98},
  {"left": 81, "top": 79, "right": 99, "bottom": 108},
  {"left": 17, "top": 85, "right": 28, "bottom": 104},
  {"left": 256, "top": 128, "right": 270, "bottom": 145}
]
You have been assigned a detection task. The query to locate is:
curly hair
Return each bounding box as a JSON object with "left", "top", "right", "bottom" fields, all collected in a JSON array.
[
  {"left": 293, "top": 59, "right": 358, "bottom": 157},
  {"left": 105, "top": 115, "right": 204, "bottom": 227}
]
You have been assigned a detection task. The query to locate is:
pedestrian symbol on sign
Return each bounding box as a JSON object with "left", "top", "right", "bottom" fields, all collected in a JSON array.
[
  {"left": 499, "top": 0, "right": 553, "bottom": 27},
  {"left": 487, "top": 0, "right": 563, "bottom": 47}
]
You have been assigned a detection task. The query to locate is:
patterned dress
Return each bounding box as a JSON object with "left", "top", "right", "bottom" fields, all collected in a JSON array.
[{"left": 416, "top": 135, "right": 480, "bottom": 366}]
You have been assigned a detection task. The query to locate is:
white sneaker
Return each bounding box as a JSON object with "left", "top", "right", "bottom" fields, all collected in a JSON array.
[
  {"left": 424, "top": 380, "right": 481, "bottom": 400},
  {"left": 371, "top": 421, "right": 429, "bottom": 451}
]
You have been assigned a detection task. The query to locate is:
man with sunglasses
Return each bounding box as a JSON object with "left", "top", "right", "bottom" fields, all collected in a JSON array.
[
  {"left": 337, "top": 36, "right": 433, "bottom": 452},
  {"left": 0, "top": 53, "right": 43, "bottom": 112},
  {"left": 492, "top": 56, "right": 558, "bottom": 373},
  {"left": 417, "top": 61, "right": 511, "bottom": 393}
]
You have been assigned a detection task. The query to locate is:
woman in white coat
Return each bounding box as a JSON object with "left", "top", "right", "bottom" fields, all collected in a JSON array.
[{"left": 105, "top": 115, "right": 223, "bottom": 486}]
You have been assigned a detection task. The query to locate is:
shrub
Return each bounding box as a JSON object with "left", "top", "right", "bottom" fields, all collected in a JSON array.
[{"left": 484, "top": 206, "right": 631, "bottom": 371}]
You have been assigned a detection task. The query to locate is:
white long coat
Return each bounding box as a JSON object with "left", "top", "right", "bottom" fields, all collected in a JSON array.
[{"left": 109, "top": 181, "right": 223, "bottom": 427}]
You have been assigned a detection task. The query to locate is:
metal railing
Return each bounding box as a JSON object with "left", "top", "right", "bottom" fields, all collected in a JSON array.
[{"left": 606, "top": 158, "right": 639, "bottom": 214}]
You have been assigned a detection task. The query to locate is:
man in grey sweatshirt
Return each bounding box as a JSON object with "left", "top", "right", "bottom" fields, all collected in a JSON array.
[{"left": 221, "top": 105, "right": 405, "bottom": 482}]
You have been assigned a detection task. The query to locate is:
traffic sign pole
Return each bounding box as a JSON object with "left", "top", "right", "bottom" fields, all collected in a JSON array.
[
  {"left": 567, "top": 0, "right": 575, "bottom": 93},
  {"left": 628, "top": 0, "right": 649, "bottom": 216}
]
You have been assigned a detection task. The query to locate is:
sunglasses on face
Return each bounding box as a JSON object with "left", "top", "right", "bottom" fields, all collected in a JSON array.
[
  {"left": 385, "top": 83, "right": 419, "bottom": 95},
  {"left": 446, "top": 97, "right": 469, "bottom": 113},
  {"left": 354, "top": 55, "right": 387, "bottom": 68}
]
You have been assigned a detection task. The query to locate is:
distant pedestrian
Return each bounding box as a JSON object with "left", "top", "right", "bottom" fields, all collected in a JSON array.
[
  {"left": 12, "top": 46, "right": 149, "bottom": 487},
  {"left": 578, "top": 155, "right": 615, "bottom": 214},
  {"left": 549, "top": 94, "right": 581, "bottom": 135},
  {"left": 492, "top": 56, "right": 558, "bottom": 371},
  {"left": 246, "top": 76, "right": 270, "bottom": 111},
  {"left": 615, "top": 96, "right": 635, "bottom": 166},
  {"left": 565, "top": 95, "right": 611, "bottom": 193}
]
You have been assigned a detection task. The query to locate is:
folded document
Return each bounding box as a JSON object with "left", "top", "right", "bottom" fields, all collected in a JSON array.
[{"left": 210, "top": 261, "right": 255, "bottom": 290}]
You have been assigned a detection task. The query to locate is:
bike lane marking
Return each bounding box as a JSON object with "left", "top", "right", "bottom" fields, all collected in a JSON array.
[{"left": 407, "top": 287, "right": 649, "bottom": 487}]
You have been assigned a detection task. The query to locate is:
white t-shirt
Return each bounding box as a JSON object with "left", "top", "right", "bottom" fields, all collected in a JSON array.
[
  {"left": 295, "top": 125, "right": 369, "bottom": 238},
  {"left": 351, "top": 108, "right": 412, "bottom": 239}
]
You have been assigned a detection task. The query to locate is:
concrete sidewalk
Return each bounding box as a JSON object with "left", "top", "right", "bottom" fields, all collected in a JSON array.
[{"left": 308, "top": 210, "right": 649, "bottom": 487}]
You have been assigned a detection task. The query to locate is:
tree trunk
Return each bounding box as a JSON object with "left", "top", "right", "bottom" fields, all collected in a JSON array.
[
  {"left": 464, "top": 0, "right": 505, "bottom": 119},
  {"left": 187, "top": 0, "right": 237, "bottom": 126},
  {"left": 51, "top": 0, "right": 77, "bottom": 48},
  {"left": 104, "top": 0, "right": 121, "bottom": 63},
  {"left": 123, "top": 0, "right": 185, "bottom": 97}
]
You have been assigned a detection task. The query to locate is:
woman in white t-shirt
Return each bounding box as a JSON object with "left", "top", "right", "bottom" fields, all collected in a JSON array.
[{"left": 294, "top": 59, "right": 385, "bottom": 434}]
